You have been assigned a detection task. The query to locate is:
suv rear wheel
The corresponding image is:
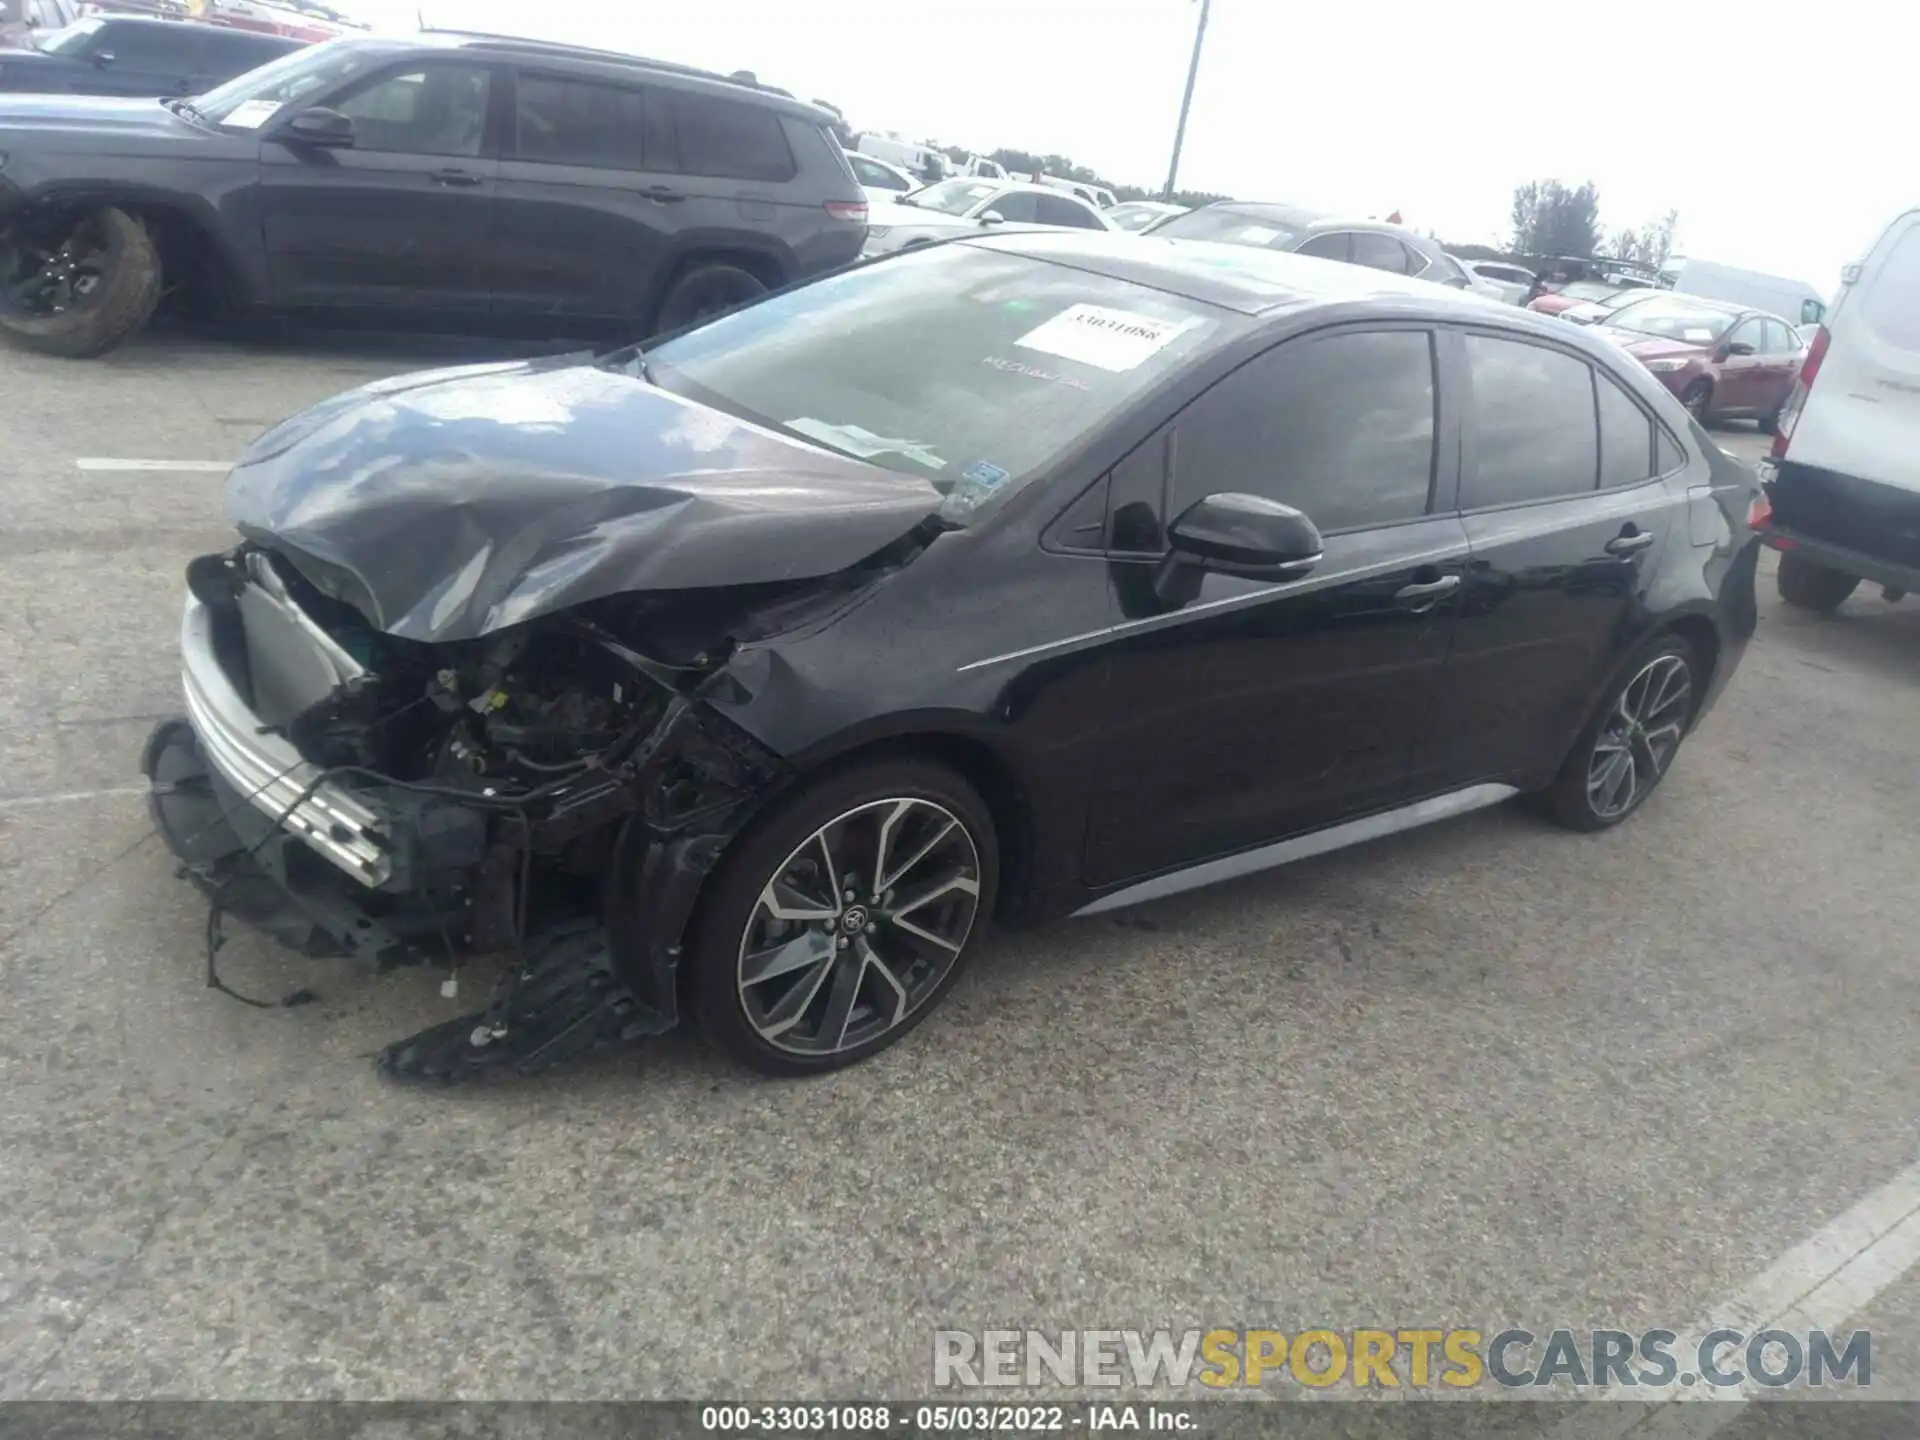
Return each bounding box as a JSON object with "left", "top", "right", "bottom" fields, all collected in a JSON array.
[
  {"left": 0, "top": 205, "right": 162, "bottom": 358},
  {"left": 651, "top": 262, "right": 768, "bottom": 336},
  {"left": 1776, "top": 551, "right": 1860, "bottom": 612}
]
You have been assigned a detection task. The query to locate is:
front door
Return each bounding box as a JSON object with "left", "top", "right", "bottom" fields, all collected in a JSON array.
[
  {"left": 1714, "top": 315, "right": 1771, "bottom": 415},
  {"left": 1084, "top": 325, "right": 1468, "bottom": 886},
  {"left": 1417, "top": 330, "right": 1688, "bottom": 791},
  {"left": 259, "top": 61, "right": 500, "bottom": 312}
]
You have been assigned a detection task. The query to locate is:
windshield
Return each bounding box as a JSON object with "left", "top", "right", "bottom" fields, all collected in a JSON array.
[
  {"left": 35, "top": 18, "right": 102, "bottom": 54},
  {"left": 195, "top": 39, "right": 385, "bottom": 125},
  {"left": 639, "top": 245, "right": 1233, "bottom": 520},
  {"left": 906, "top": 179, "right": 1003, "bottom": 216},
  {"left": 1146, "top": 207, "right": 1309, "bottom": 250},
  {"left": 1605, "top": 295, "right": 1738, "bottom": 344}
]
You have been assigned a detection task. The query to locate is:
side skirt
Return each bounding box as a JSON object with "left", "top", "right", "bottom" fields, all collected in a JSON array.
[{"left": 1070, "top": 783, "right": 1520, "bottom": 918}]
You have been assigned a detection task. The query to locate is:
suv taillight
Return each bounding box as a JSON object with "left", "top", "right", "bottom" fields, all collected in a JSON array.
[
  {"left": 1771, "top": 323, "right": 1831, "bottom": 458},
  {"left": 824, "top": 200, "right": 868, "bottom": 223}
]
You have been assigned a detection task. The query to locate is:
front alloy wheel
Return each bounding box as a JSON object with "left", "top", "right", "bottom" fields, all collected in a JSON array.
[
  {"left": 735, "top": 795, "right": 983, "bottom": 1062},
  {"left": 1585, "top": 652, "right": 1692, "bottom": 821}
]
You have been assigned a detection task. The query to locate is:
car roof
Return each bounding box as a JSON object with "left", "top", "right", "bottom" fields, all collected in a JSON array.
[
  {"left": 963, "top": 230, "right": 1551, "bottom": 318},
  {"left": 400, "top": 31, "right": 835, "bottom": 120}
]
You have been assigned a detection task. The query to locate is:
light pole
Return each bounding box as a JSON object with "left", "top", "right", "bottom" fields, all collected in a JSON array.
[{"left": 1162, "top": 0, "right": 1211, "bottom": 202}]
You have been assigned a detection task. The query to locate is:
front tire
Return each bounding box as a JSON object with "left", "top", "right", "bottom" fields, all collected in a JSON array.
[
  {"left": 689, "top": 757, "right": 999, "bottom": 1076},
  {"left": 0, "top": 205, "right": 161, "bottom": 358},
  {"left": 1680, "top": 379, "right": 1713, "bottom": 425},
  {"left": 1544, "top": 635, "right": 1699, "bottom": 832},
  {"left": 1776, "top": 551, "right": 1860, "bottom": 612}
]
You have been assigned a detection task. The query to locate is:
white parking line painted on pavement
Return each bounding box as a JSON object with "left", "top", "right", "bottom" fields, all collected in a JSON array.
[
  {"left": 0, "top": 786, "right": 149, "bottom": 811},
  {"left": 1544, "top": 1155, "right": 1920, "bottom": 1436},
  {"left": 75, "top": 458, "right": 231, "bottom": 474}
]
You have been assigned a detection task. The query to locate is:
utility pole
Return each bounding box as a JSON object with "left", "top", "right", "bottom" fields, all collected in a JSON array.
[{"left": 1162, "top": 0, "right": 1211, "bottom": 202}]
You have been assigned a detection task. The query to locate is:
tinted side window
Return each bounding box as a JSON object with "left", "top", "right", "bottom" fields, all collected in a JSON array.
[
  {"left": 103, "top": 22, "right": 205, "bottom": 70},
  {"left": 985, "top": 190, "right": 1038, "bottom": 222},
  {"left": 515, "top": 74, "right": 658, "bottom": 171},
  {"left": 1350, "top": 232, "right": 1412, "bottom": 274},
  {"left": 1727, "top": 318, "right": 1765, "bottom": 353},
  {"left": 336, "top": 66, "right": 492, "bottom": 158},
  {"left": 673, "top": 91, "right": 796, "bottom": 181},
  {"left": 1461, "top": 334, "right": 1597, "bottom": 507},
  {"left": 1656, "top": 428, "right": 1685, "bottom": 475},
  {"left": 1037, "top": 195, "right": 1101, "bottom": 228},
  {"left": 200, "top": 31, "right": 289, "bottom": 69},
  {"left": 1173, "top": 330, "right": 1436, "bottom": 534},
  {"left": 1295, "top": 232, "right": 1351, "bottom": 262},
  {"left": 1596, "top": 371, "right": 1654, "bottom": 488}
]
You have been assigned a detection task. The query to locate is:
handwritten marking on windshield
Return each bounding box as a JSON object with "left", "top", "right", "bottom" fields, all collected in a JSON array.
[{"left": 981, "top": 356, "right": 1091, "bottom": 392}]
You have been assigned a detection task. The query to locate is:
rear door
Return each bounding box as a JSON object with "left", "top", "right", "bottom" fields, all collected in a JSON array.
[
  {"left": 259, "top": 60, "right": 500, "bottom": 311},
  {"left": 1757, "top": 318, "right": 1801, "bottom": 415},
  {"left": 491, "top": 67, "right": 684, "bottom": 321},
  {"left": 1715, "top": 315, "right": 1770, "bottom": 414},
  {"left": 1416, "top": 330, "right": 1687, "bottom": 792},
  {"left": 1785, "top": 209, "right": 1920, "bottom": 493}
]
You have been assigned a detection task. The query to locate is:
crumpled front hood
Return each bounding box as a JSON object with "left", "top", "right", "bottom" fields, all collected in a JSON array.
[{"left": 226, "top": 358, "right": 944, "bottom": 644}]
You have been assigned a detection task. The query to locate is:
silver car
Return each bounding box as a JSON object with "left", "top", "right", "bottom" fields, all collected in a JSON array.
[{"left": 861, "top": 179, "right": 1112, "bottom": 258}]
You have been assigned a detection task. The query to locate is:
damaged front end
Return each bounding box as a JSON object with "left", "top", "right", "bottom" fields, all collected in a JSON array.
[{"left": 144, "top": 543, "right": 796, "bottom": 1081}]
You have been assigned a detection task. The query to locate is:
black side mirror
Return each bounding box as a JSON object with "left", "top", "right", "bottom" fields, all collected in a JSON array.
[
  {"left": 281, "top": 106, "right": 355, "bottom": 148},
  {"left": 1721, "top": 340, "right": 1756, "bottom": 359},
  {"left": 1155, "top": 492, "right": 1323, "bottom": 602}
]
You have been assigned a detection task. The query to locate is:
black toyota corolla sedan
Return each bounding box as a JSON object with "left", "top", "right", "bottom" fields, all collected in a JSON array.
[{"left": 145, "top": 231, "right": 1761, "bottom": 1080}]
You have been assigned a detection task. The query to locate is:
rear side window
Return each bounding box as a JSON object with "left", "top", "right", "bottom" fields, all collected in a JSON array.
[
  {"left": 1461, "top": 334, "right": 1597, "bottom": 507},
  {"left": 986, "top": 190, "right": 1038, "bottom": 222},
  {"left": 1351, "top": 232, "right": 1413, "bottom": 274},
  {"left": 1596, "top": 371, "right": 1654, "bottom": 488},
  {"left": 1656, "top": 429, "right": 1685, "bottom": 474},
  {"left": 1172, "top": 329, "right": 1437, "bottom": 534},
  {"left": 515, "top": 74, "right": 667, "bottom": 171},
  {"left": 1037, "top": 195, "right": 1101, "bottom": 229},
  {"left": 1296, "top": 232, "right": 1351, "bottom": 262},
  {"left": 673, "top": 90, "right": 796, "bottom": 181}
]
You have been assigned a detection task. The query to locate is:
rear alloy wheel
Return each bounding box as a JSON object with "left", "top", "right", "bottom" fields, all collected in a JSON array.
[
  {"left": 1775, "top": 551, "right": 1860, "bottom": 613},
  {"left": 650, "top": 262, "right": 768, "bottom": 337},
  {"left": 1545, "top": 637, "right": 1698, "bottom": 832},
  {"left": 691, "top": 760, "right": 997, "bottom": 1075},
  {"left": 0, "top": 205, "right": 162, "bottom": 358},
  {"left": 1680, "top": 379, "right": 1713, "bottom": 424}
]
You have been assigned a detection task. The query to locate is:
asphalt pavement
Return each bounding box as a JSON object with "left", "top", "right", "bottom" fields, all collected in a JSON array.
[{"left": 0, "top": 326, "right": 1914, "bottom": 1407}]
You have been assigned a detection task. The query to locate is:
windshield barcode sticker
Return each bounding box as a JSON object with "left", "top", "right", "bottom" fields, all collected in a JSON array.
[
  {"left": 221, "top": 100, "right": 285, "bottom": 130},
  {"left": 1014, "top": 304, "right": 1200, "bottom": 373}
]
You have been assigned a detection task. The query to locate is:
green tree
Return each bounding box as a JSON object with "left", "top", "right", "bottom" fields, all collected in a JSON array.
[{"left": 1511, "top": 179, "right": 1603, "bottom": 258}]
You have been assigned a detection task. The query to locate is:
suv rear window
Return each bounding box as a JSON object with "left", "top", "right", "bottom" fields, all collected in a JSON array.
[
  {"left": 515, "top": 73, "right": 671, "bottom": 172},
  {"left": 672, "top": 90, "right": 795, "bottom": 182}
]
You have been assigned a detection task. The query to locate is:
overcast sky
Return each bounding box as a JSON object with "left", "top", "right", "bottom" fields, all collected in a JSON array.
[{"left": 349, "top": 0, "right": 1898, "bottom": 295}]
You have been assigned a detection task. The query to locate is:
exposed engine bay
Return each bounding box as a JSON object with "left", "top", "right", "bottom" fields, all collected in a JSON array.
[{"left": 146, "top": 543, "right": 822, "bottom": 1082}]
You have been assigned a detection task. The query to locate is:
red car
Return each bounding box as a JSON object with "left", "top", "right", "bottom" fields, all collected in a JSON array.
[
  {"left": 1593, "top": 294, "right": 1807, "bottom": 429},
  {"left": 1527, "top": 278, "right": 1655, "bottom": 317}
]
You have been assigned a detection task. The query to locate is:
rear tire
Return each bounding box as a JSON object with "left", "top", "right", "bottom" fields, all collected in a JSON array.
[
  {"left": 0, "top": 206, "right": 161, "bottom": 358},
  {"left": 1776, "top": 551, "right": 1860, "bottom": 612},
  {"left": 649, "top": 262, "right": 768, "bottom": 337},
  {"left": 689, "top": 757, "right": 998, "bottom": 1076},
  {"left": 1543, "top": 634, "right": 1699, "bottom": 832}
]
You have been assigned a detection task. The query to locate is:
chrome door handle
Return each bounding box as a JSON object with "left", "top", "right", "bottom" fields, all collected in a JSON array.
[
  {"left": 1606, "top": 531, "right": 1656, "bottom": 556},
  {"left": 1393, "top": 574, "right": 1461, "bottom": 606}
]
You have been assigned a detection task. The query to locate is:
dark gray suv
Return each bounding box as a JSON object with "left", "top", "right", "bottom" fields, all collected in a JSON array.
[{"left": 0, "top": 32, "right": 868, "bottom": 357}]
